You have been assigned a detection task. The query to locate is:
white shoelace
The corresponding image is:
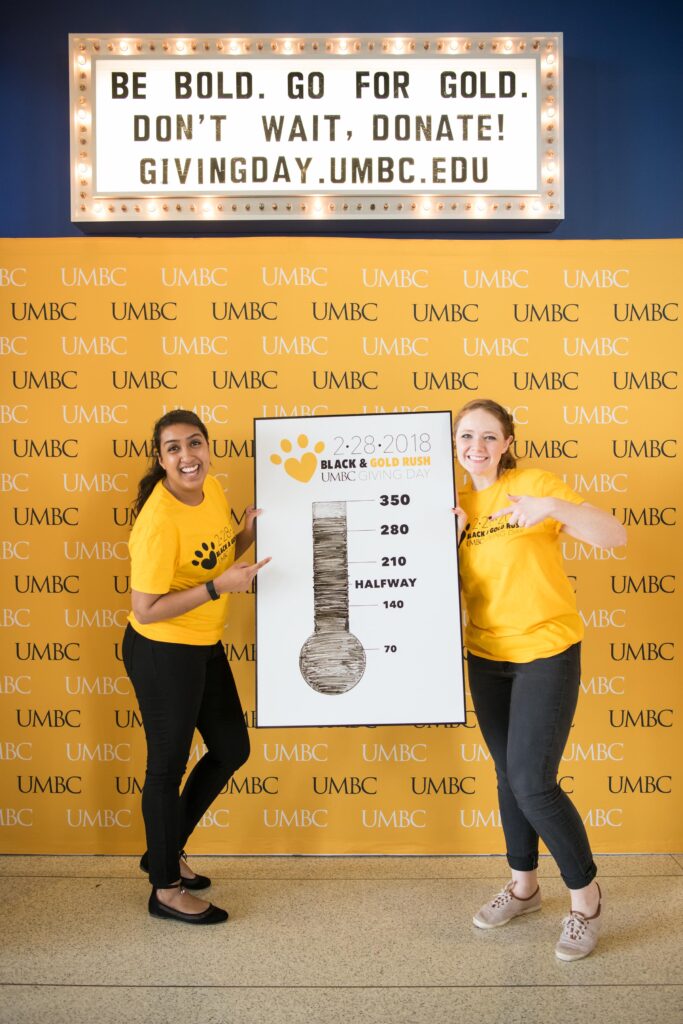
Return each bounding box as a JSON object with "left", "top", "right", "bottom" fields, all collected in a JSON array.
[
  {"left": 560, "top": 911, "right": 589, "bottom": 941},
  {"left": 490, "top": 881, "right": 516, "bottom": 908}
]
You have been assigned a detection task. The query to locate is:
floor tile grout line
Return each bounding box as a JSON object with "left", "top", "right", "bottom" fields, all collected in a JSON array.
[{"left": 1, "top": 983, "right": 682, "bottom": 991}]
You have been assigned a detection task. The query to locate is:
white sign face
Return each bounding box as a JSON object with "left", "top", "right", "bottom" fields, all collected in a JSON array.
[
  {"left": 70, "top": 34, "right": 563, "bottom": 223},
  {"left": 254, "top": 412, "right": 464, "bottom": 727},
  {"left": 93, "top": 57, "right": 538, "bottom": 194}
]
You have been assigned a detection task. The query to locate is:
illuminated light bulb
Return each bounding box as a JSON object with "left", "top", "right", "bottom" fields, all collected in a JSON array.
[
  {"left": 77, "top": 54, "right": 86, "bottom": 66},
  {"left": 393, "top": 38, "right": 405, "bottom": 53},
  {"left": 148, "top": 203, "right": 158, "bottom": 214},
  {"left": 476, "top": 200, "right": 486, "bottom": 213},
  {"left": 93, "top": 203, "right": 103, "bottom": 215},
  {"left": 176, "top": 40, "right": 186, "bottom": 53},
  {"left": 119, "top": 41, "right": 129, "bottom": 53},
  {"left": 449, "top": 39, "right": 458, "bottom": 52},
  {"left": 202, "top": 203, "right": 211, "bottom": 214},
  {"left": 338, "top": 38, "right": 348, "bottom": 53},
  {"left": 313, "top": 199, "right": 323, "bottom": 213},
  {"left": 283, "top": 38, "right": 293, "bottom": 53},
  {"left": 422, "top": 201, "right": 432, "bottom": 213},
  {"left": 78, "top": 110, "right": 87, "bottom": 122},
  {"left": 532, "top": 201, "right": 542, "bottom": 212},
  {"left": 547, "top": 160, "right": 557, "bottom": 173},
  {"left": 546, "top": 53, "right": 555, "bottom": 65},
  {"left": 78, "top": 163, "right": 88, "bottom": 175},
  {"left": 229, "top": 40, "right": 240, "bottom": 54},
  {"left": 504, "top": 39, "right": 513, "bottom": 51},
  {"left": 547, "top": 107, "right": 556, "bottom": 119}
]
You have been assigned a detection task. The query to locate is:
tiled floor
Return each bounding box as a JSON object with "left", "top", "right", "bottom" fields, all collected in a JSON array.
[{"left": 1, "top": 854, "right": 681, "bottom": 1024}]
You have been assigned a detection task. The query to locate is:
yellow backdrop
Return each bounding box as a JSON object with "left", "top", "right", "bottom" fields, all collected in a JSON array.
[{"left": 0, "top": 237, "right": 680, "bottom": 854}]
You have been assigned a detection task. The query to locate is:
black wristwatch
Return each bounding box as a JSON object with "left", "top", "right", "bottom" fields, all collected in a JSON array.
[{"left": 205, "top": 580, "right": 220, "bottom": 601}]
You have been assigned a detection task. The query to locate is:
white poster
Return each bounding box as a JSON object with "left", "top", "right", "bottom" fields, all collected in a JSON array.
[{"left": 254, "top": 411, "right": 464, "bottom": 726}]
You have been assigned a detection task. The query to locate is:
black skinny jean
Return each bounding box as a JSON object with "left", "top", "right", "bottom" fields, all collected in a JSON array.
[
  {"left": 122, "top": 623, "right": 250, "bottom": 888},
  {"left": 467, "top": 642, "right": 597, "bottom": 890}
]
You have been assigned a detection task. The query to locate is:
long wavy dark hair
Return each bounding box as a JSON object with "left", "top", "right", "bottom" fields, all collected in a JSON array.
[
  {"left": 453, "top": 399, "right": 517, "bottom": 476},
  {"left": 132, "top": 410, "right": 210, "bottom": 517}
]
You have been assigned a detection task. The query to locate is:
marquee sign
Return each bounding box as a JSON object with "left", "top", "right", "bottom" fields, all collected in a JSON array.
[{"left": 69, "top": 33, "right": 563, "bottom": 224}]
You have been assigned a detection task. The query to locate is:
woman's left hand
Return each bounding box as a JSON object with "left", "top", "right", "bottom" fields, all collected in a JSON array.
[
  {"left": 234, "top": 505, "right": 263, "bottom": 558},
  {"left": 243, "top": 505, "right": 262, "bottom": 536},
  {"left": 490, "top": 494, "right": 555, "bottom": 529}
]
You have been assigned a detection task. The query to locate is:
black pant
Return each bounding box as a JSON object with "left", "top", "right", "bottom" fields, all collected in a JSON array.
[
  {"left": 122, "top": 624, "right": 250, "bottom": 888},
  {"left": 467, "top": 643, "right": 597, "bottom": 890}
]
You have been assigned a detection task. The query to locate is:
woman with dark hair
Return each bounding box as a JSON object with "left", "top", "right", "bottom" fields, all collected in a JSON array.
[
  {"left": 122, "top": 410, "right": 270, "bottom": 925},
  {"left": 453, "top": 399, "right": 626, "bottom": 960}
]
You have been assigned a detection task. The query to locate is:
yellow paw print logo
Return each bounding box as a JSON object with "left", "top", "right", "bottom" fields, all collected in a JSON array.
[{"left": 270, "top": 435, "right": 324, "bottom": 483}]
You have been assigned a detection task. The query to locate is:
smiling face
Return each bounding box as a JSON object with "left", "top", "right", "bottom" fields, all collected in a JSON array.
[
  {"left": 157, "top": 422, "right": 210, "bottom": 505},
  {"left": 455, "top": 408, "right": 512, "bottom": 490}
]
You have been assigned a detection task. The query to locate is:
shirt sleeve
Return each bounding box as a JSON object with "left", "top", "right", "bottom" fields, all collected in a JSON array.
[
  {"left": 129, "top": 512, "right": 179, "bottom": 594},
  {"left": 537, "top": 470, "right": 583, "bottom": 505},
  {"left": 533, "top": 470, "right": 583, "bottom": 534}
]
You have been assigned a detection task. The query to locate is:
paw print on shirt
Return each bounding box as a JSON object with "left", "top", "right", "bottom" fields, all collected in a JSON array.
[
  {"left": 192, "top": 541, "right": 217, "bottom": 570},
  {"left": 270, "top": 435, "right": 324, "bottom": 483}
]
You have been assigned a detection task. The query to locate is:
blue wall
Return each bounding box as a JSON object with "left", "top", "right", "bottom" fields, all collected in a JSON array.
[{"left": 2, "top": 0, "right": 681, "bottom": 238}]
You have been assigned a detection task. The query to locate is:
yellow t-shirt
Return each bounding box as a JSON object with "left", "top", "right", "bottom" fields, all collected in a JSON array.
[
  {"left": 128, "top": 475, "right": 236, "bottom": 645},
  {"left": 457, "top": 467, "right": 584, "bottom": 663}
]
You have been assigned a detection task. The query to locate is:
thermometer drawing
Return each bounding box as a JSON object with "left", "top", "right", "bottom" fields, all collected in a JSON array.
[{"left": 299, "top": 500, "right": 366, "bottom": 695}]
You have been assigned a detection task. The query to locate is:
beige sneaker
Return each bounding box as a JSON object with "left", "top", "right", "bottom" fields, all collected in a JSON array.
[
  {"left": 473, "top": 881, "right": 542, "bottom": 929},
  {"left": 555, "top": 886, "right": 602, "bottom": 961}
]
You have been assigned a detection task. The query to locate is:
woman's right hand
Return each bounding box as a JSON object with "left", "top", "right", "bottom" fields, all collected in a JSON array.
[
  {"left": 452, "top": 506, "right": 468, "bottom": 543},
  {"left": 215, "top": 557, "right": 272, "bottom": 593}
]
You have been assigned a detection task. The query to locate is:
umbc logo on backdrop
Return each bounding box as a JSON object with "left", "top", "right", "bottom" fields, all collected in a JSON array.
[
  {"left": 610, "top": 576, "right": 676, "bottom": 594},
  {"left": 17, "top": 776, "right": 82, "bottom": 794},
  {"left": 69, "top": 32, "right": 564, "bottom": 227},
  {"left": 312, "top": 302, "right": 377, "bottom": 321},
  {"left": 412, "top": 303, "right": 478, "bottom": 322},
  {"left": 613, "top": 371, "right": 677, "bottom": 390},
  {"left": 413, "top": 371, "right": 478, "bottom": 391},
  {"left": 211, "top": 370, "right": 278, "bottom": 389},
  {"left": 608, "top": 776, "right": 672, "bottom": 794},
  {"left": 611, "top": 440, "right": 677, "bottom": 458},
  {"left": 263, "top": 336, "right": 328, "bottom": 356},
  {"left": 12, "top": 371, "right": 77, "bottom": 389},
  {"left": 14, "top": 575, "right": 80, "bottom": 594},
  {"left": 62, "top": 336, "right": 127, "bottom": 356},
  {"left": 613, "top": 303, "right": 678, "bottom": 321},
  {"left": 15, "top": 643, "right": 80, "bottom": 661},
  {"left": 12, "top": 440, "right": 79, "bottom": 458},
  {"left": 610, "top": 507, "right": 676, "bottom": 527},
  {"left": 112, "top": 370, "right": 177, "bottom": 389},
  {"left": 11, "top": 303, "right": 77, "bottom": 321},
  {"left": 212, "top": 301, "right": 277, "bottom": 320},
  {"left": 13, "top": 507, "right": 79, "bottom": 526},
  {"left": 111, "top": 301, "right": 176, "bottom": 320},
  {"left": 610, "top": 643, "right": 675, "bottom": 661}
]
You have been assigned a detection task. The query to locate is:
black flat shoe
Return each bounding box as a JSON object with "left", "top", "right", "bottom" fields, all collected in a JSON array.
[
  {"left": 139, "top": 850, "right": 211, "bottom": 891},
  {"left": 148, "top": 886, "right": 228, "bottom": 925}
]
